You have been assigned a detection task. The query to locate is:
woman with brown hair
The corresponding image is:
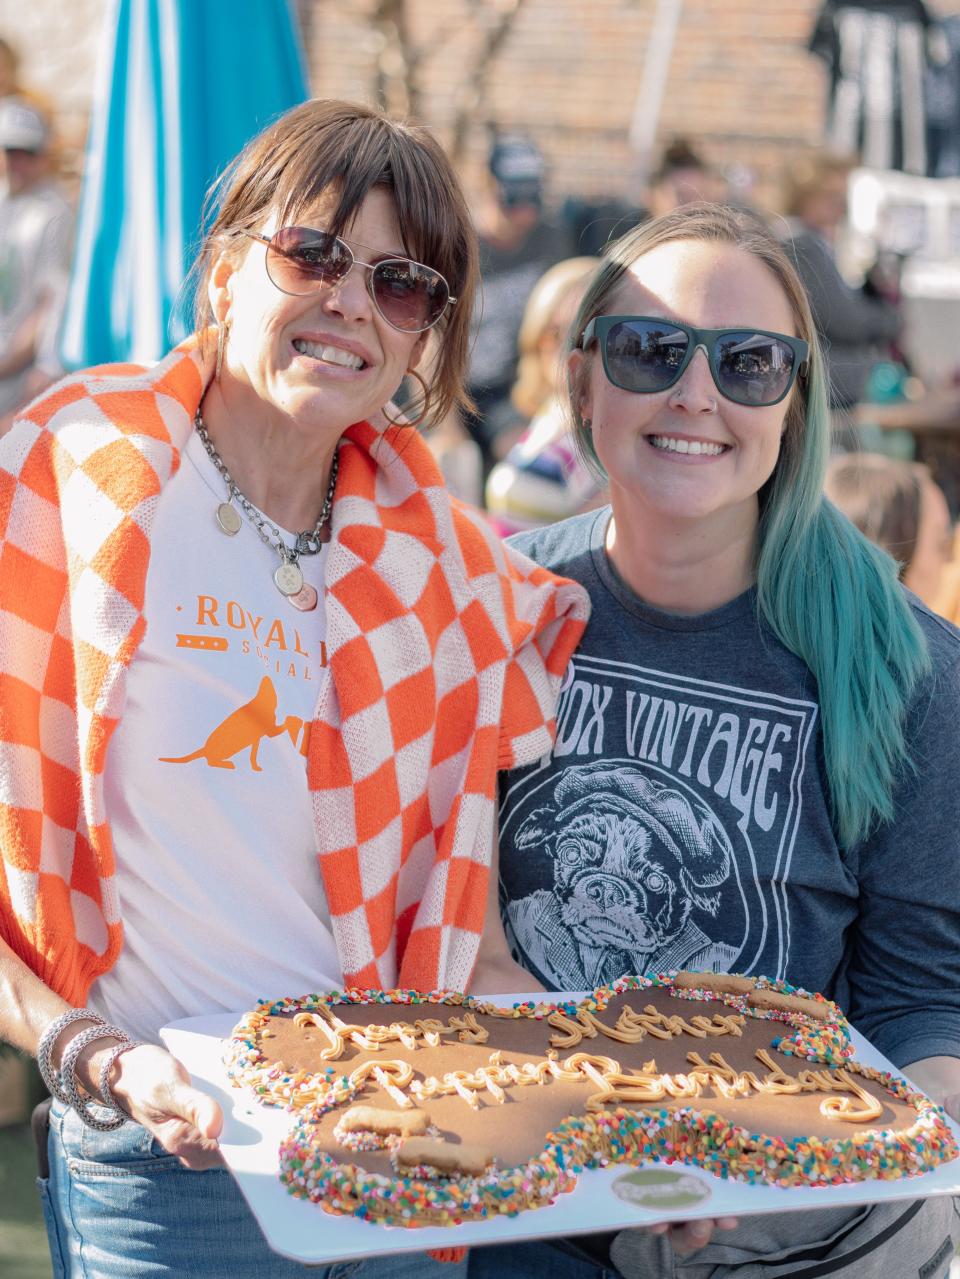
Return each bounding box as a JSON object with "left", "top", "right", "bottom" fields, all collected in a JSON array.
[{"left": 0, "top": 99, "right": 588, "bottom": 1276}]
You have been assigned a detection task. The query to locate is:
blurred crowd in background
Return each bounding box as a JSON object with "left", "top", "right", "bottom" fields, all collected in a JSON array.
[{"left": 3, "top": 3, "right": 960, "bottom": 626}]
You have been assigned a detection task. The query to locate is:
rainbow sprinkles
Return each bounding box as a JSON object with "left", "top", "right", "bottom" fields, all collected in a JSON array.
[{"left": 223, "top": 971, "right": 958, "bottom": 1230}]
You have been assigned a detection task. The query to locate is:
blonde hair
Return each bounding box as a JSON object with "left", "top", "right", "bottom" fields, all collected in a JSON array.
[
  {"left": 568, "top": 202, "right": 930, "bottom": 848},
  {"left": 824, "top": 453, "right": 928, "bottom": 573},
  {"left": 569, "top": 206, "right": 814, "bottom": 503},
  {"left": 781, "top": 152, "right": 856, "bottom": 218},
  {"left": 511, "top": 256, "right": 599, "bottom": 420}
]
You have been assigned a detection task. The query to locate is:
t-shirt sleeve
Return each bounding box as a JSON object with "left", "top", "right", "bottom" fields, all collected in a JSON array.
[{"left": 843, "top": 620, "right": 960, "bottom": 1067}]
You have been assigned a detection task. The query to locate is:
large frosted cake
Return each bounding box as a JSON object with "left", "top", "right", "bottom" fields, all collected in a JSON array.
[{"left": 224, "top": 970, "right": 958, "bottom": 1229}]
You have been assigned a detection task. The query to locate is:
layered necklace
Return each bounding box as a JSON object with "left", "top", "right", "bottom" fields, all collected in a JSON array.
[{"left": 194, "top": 410, "right": 338, "bottom": 613}]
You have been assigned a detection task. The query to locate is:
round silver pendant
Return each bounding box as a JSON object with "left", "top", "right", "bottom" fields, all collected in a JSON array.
[
  {"left": 216, "top": 502, "right": 242, "bottom": 536},
  {"left": 288, "top": 582, "right": 319, "bottom": 612},
  {"left": 273, "top": 560, "right": 305, "bottom": 597}
]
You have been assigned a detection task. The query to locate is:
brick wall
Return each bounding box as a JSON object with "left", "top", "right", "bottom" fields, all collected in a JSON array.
[
  {"left": 3, "top": 0, "right": 960, "bottom": 211},
  {"left": 298, "top": 0, "right": 960, "bottom": 212},
  {"left": 0, "top": 0, "right": 106, "bottom": 186}
]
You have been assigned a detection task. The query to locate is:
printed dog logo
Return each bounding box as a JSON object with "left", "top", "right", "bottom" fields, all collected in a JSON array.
[
  {"left": 507, "top": 762, "right": 739, "bottom": 987},
  {"left": 159, "top": 675, "right": 300, "bottom": 771}
]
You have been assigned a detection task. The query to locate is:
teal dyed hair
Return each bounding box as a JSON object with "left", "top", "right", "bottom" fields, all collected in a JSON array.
[{"left": 568, "top": 204, "right": 930, "bottom": 848}]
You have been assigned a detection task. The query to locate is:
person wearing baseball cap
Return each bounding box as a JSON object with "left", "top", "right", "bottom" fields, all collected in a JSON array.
[
  {"left": 0, "top": 95, "right": 73, "bottom": 421},
  {"left": 464, "top": 134, "right": 571, "bottom": 469},
  {"left": 0, "top": 95, "right": 48, "bottom": 156},
  {"left": 488, "top": 135, "right": 545, "bottom": 215}
]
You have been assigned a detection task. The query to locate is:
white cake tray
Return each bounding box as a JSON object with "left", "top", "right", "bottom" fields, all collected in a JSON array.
[{"left": 160, "top": 999, "right": 960, "bottom": 1265}]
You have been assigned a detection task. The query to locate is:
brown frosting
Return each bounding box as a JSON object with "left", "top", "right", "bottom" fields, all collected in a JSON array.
[{"left": 255, "top": 989, "right": 914, "bottom": 1180}]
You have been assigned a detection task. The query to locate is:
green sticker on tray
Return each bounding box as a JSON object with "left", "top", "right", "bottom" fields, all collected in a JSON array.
[{"left": 612, "top": 1168, "right": 713, "bottom": 1211}]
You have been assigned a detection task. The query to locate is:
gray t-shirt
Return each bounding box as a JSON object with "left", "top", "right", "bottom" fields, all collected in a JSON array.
[{"left": 498, "top": 508, "right": 960, "bottom": 1068}]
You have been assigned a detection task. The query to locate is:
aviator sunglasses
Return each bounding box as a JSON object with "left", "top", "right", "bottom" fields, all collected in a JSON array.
[
  {"left": 246, "top": 227, "right": 456, "bottom": 333},
  {"left": 580, "top": 315, "right": 809, "bottom": 408}
]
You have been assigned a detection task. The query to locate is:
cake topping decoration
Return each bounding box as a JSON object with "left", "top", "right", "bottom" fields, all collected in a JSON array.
[{"left": 222, "top": 972, "right": 958, "bottom": 1232}]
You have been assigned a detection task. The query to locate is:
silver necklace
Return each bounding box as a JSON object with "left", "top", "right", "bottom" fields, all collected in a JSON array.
[{"left": 194, "top": 410, "right": 338, "bottom": 613}]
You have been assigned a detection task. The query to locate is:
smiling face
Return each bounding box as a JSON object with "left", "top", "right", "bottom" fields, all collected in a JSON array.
[
  {"left": 209, "top": 185, "right": 429, "bottom": 443},
  {"left": 572, "top": 238, "right": 799, "bottom": 535}
]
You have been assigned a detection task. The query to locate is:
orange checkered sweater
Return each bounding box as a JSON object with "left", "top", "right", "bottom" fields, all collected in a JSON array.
[{"left": 0, "top": 338, "right": 589, "bottom": 1007}]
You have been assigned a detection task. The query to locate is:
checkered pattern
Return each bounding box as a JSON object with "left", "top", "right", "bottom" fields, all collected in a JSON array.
[
  {"left": 311, "top": 417, "right": 589, "bottom": 991},
  {"left": 0, "top": 339, "right": 589, "bottom": 1004},
  {"left": 0, "top": 347, "right": 200, "bottom": 1005}
]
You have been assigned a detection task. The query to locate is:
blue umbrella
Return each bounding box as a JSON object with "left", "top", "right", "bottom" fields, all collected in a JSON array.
[{"left": 60, "top": 0, "right": 307, "bottom": 368}]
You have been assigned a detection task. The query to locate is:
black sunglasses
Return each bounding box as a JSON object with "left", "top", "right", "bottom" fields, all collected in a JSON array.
[
  {"left": 246, "top": 227, "right": 456, "bottom": 333},
  {"left": 580, "top": 315, "right": 809, "bottom": 408}
]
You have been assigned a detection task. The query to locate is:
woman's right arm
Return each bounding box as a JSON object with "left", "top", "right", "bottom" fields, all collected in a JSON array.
[{"left": 0, "top": 934, "right": 223, "bottom": 1169}]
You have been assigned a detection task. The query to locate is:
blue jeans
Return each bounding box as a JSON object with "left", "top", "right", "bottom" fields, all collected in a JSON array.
[
  {"left": 469, "top": 1240, "right": 617, "bottom": 1279},
  {"left": 39, "top": 1101, "right": 469, "bottom": 1278}
]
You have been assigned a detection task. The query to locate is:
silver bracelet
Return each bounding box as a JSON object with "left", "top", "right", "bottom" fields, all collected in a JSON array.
[
  {"left": 36, "top": 1008, "right": 107, "bottom": 1106},
  {"left": 60, "top": 1023, "right": 131, "bottom": 1131},
  {"left": 98, "top": 1039, "right": 142, "bottom": 1119}
]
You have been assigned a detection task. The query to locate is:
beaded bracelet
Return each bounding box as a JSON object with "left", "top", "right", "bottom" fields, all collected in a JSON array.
[
  {"left": 36, "top": 1008, "right": 106, "bottom": 1106},
  {"left": 60, "top": 1023, "right": 131, "bottom": 1132}
]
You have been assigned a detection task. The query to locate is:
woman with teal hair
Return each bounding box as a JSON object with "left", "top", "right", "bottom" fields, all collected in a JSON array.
[{"left": 478, "top": 204, "right": 960, "bottom": 1278}]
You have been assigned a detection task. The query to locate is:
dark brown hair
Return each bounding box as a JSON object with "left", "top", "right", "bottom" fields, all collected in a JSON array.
[
  {"left": 652, "top": 137, "right": 708, "bottom": 184},
  {"left": 824, "top": 452, "right": 927, "bottom": 573},
  {"left": 192, "top": 98, "right": 478, "bottom": 424}
]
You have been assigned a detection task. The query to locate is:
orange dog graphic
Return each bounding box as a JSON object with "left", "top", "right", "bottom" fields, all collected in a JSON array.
[{"left": 160, "top": 676, "right": 292, "bottom": 772}]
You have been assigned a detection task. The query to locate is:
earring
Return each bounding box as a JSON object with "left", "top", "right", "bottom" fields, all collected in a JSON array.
[
  {"left": 381, "top": 368, "right": 432, "bottom": 430},
  {"left": 215, "top": 322, "right": 229, "bottom": 381},
  {"left": 581, "top": 418, "right": 592, "bottom": 430}
]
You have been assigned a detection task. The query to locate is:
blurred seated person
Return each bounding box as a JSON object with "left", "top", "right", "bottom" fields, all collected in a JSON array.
[
  {"left": 486, "top": 256, "right": 606, "bottom": 534},
  {"left": 557, "top": 139, "right": 721, "bottom": 262},
  {"left": 779, "top": 153, "right": 899, "bottom": 411},
  {"left": 645, "top": 136, "right": 724, "bottom": 218},
  {"left": 935, "top": 529, "right": 960, "bottom": 630},
  {"left": 0, "top": 97, "right": 73, "bottom": 422},
  {"left": 824, "top": 453, "right": 953, "bottom": 610},
  {"left": 464, "top": 135, "right": 571, "bottom": 469},
  {"left": 412, "top": 336, "right": 485, "bottom": 508},
  {"left": 560, "top": 194, "right": 642, "bottom": 258},
  {"left": 0, "top": 35, "right": 55, "bottom": 119},
  {"left": 0, "top": 36, "right": 18, "bottom": 100}
]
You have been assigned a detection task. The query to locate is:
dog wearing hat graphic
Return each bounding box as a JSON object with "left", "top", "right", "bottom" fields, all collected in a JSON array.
[{"left": 505, "top": 762, "right": 740, "bottom": 989}]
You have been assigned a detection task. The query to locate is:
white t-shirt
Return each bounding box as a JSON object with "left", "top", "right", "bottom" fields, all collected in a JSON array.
[{"left": 89, "top": 431, "right": 341, "bottom": 1042}]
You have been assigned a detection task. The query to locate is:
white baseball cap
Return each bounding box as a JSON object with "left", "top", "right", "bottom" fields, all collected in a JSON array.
[{"left": 0, "top": 98, "right": 48, "bottom": 152}]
